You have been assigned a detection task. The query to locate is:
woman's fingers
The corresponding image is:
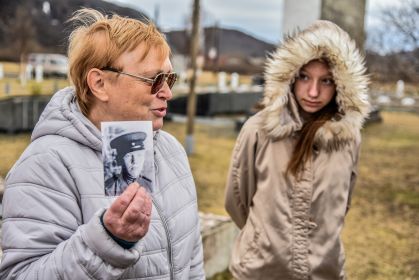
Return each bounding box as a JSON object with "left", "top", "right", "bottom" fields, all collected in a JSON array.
[{"left": 104, "top": 182, "right": 152, "bottom": 242}]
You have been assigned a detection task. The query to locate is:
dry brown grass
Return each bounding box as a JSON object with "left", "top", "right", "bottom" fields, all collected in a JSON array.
[
  {"left": 343, "top": 111, "right": 419, "bottom": 279},
  {"left": 163, "top": 122, "right": 237, "bottom": 215},
  {"left": 0, "top": 78, "right": 71, "bottom": 98},
  {"left": 0, "top": 134, "right": 31, "bottom": 177},
  {"left": 0, "top": 111, "right": 418, "bottom": 279}
]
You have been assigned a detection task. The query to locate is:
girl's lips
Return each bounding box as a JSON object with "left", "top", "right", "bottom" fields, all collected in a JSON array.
[
  {"left": 151, "top": 107, "right": 167, "bottom": 117},
  {"left": 303, "top": 100, "right": 321, "bottom": 107}
]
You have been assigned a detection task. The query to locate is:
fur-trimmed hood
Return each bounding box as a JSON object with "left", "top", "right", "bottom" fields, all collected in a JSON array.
[{"left": 261, "top": 20, "right": 370, "bottom": 150}]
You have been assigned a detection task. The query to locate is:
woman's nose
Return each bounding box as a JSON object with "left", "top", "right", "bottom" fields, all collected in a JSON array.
[{"left": 157, "top": 83, "right": 173, "bottom": 100}]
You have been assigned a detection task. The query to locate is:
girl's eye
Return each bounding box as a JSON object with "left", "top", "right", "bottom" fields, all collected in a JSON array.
[
  {"left": 297, "top": 73, "right": 309, "bottom": 81},
  {"left": 322, "top": 78, "right": 334, "bottom": 85}
]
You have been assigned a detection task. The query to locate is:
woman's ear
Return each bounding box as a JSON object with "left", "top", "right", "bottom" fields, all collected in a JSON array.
[{"left": 87, "top": 68, "right": 109, "bottom": 102}]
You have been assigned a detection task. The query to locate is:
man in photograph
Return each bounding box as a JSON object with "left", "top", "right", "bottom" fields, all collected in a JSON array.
[{"left": 105, "top": 131, "right": 152, "bottom": 195}]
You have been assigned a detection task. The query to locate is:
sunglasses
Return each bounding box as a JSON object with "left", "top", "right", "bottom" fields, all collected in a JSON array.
[{"left": 101, "top": 66, "right": 178, "bottom": 95}]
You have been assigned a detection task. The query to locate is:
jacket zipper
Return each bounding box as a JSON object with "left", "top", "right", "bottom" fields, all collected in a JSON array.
[{"left": 153, "top": 200, "right": 174, "bottom": 279}]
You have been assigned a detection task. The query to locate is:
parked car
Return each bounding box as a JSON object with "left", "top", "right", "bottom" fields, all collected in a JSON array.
[{"left": 27, "top": 53, "right": 68, "bottom": 78}]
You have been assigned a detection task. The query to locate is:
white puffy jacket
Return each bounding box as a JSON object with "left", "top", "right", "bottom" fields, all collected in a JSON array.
[{"left": 0, "top": 87, "right": 205, "bottom": 280}]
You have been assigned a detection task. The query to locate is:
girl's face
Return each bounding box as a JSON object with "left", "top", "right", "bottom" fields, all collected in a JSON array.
[{"left": 294, "top": 60, "right": 336, "bottom": 115}]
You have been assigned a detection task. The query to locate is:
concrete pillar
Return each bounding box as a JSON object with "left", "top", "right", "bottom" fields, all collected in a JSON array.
[
  {"left": 321, "top": 0, "right": 367, "bottom": 50},
  {"left": 282, "top": 0, "right": 321, "bottom": 35},
  {"left": 282, "top": 0, "right": 367, "bottom": 51}
]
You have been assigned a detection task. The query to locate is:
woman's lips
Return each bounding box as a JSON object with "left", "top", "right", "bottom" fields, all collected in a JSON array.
[{"left": 151, "top": 107, "right": 167, "bottom": 117}]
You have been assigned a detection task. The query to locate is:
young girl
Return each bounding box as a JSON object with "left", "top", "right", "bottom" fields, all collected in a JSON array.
[{"left": 225, "top": 20, "right": 370, "bottom": 279}]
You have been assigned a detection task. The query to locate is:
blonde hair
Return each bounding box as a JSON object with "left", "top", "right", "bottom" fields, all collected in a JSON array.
[{"left": 67, "top": 8, "right": 170, "bottom": 116}]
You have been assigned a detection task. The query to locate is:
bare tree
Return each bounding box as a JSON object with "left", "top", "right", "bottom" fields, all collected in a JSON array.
[
  {"left": 185, "top": 0, "right": 200, "bottom": 155},
  {"left": 381, "top": 0, "right": 418, "bottom": 49},
  {"left": 0, "top": 5, "right": 37, "bottom": 62},
  {"left": 366, "top": 0, "right": 418, "bottom": 82},
  {"left": 367, "top": 0, "right": 418, "bottom": 53}
]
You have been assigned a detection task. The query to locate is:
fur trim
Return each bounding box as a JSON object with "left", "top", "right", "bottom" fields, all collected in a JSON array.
[{"left": 261, "top": 20, "right": 370, "bottom": 149}]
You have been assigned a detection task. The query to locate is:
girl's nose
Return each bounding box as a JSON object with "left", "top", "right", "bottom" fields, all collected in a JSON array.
[{"left": 308, "top": 81, "right": 320, "bottom": 98}]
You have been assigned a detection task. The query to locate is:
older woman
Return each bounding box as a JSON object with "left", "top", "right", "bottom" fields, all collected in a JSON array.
[{"left": 1, "top": 8, "right": 204, "bottom": 279}]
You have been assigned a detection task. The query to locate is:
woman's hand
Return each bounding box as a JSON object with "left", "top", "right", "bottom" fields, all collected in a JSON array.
[{"left": 103, "top": 182, "right": 152, "bottom": 242}]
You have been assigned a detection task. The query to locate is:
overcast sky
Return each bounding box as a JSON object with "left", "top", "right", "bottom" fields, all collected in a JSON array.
[{"left": 103, "top": 0, "right": 403, "bottom": 44}]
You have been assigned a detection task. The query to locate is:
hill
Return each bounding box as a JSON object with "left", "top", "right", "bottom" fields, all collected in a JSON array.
[
  {"left": 166, "top": 27, "right": 276, "bottom": 74},
  {"left": 0, "top": 0, "right": 276, "bottom": 74},
  {"left": 0, "top": 0, "right": 148, "bottom": 61}
]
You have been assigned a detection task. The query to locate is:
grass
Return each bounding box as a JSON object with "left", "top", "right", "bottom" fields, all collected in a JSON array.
[
  {"left": 343, "top": 112, "right": 419, "bottom": 280},
  {"left": 0, "top": 78, "right": 71, "bottom": 98},
  {"left": 0, "top": 111, "right": 418, "bottom": 279},
  {"left": 0, "top": 134, "right": 31, "bottom": 177}
]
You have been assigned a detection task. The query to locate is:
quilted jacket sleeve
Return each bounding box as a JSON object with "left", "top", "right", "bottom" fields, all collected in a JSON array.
[
  {"left": 0, "top": 147, "right": 141, "bottom": 280},
  {"left": 224, "top": 118, "right": 259, "bottom": 229},
  {"left": 188, "top": 227, "right": 205, "bottom": 279}
]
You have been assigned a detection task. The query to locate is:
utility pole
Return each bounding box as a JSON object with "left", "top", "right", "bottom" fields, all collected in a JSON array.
[{"left": 185, "top": 0, "right": 200, "bottom": 155}]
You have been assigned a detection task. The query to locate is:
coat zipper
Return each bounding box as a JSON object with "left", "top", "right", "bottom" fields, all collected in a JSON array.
[{"left": 153, "top": 200, "right": 174, "bottom": 279}]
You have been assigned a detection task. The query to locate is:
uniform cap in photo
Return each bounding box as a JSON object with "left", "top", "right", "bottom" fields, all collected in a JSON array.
[{"left": 110, "top": 131, "right": 147, "bottom": 163}]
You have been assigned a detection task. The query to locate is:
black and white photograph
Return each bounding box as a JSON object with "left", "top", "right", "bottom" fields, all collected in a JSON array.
[{"left": 102, "top": 121, "right": 154, "bottom": 196}]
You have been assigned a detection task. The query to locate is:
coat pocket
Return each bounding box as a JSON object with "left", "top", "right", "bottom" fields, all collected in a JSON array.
[{"left": 235, "top": 217, "right": 267, "bottom": 266}]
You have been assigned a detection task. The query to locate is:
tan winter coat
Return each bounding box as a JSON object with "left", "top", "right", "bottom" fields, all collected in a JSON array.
[{"left": 225, "top": 20, "right": 370, "bottom": 280}]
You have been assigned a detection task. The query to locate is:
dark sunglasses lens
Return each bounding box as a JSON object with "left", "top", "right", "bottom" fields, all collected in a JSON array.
[
  {"left": 151, "top": 73, "right": 177, "bottom": 94},
  {"left": 151, "top": 73, "right": 165, "bottom": 95},
  {"left": 167, "top": 73, "right": 177, "bottom": 89}
]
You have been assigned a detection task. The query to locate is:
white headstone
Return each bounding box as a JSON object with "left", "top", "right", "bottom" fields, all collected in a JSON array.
[
  {"left": 26, "top": 64, "right": 33, "bottom": 80},
  {"left": 231, "top": 72, "right": 239, "bottom": 91},
  {"left": 4, "top": 82, "right": 11, "bottom": 95},
  {"left": 396, "top": 80, "right": 404, "bottom": 98},
  {"left": 208, "top": 47, "right": 217, "bottom": 60},
  {"left": 35, "top": 65, "right": 44, "bottom": 83},
  {"left": 43, "top": 1, "right": 51, "bottom": 15},
  {"left": 218, "top": 72, "right": 227, "bottom": 93},
  {"left": 401, "top": 97, "right": 415, "bottom": 106},
  {"left": 20, "top": 72, "right": 27, "bottom": 86}
]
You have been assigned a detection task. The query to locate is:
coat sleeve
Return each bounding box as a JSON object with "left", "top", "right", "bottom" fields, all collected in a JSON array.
[
  {"left": 188, "top": 226, "right": 205, "bottom": 279},
  {"left": 224, "top": 119, "right": 259, "bottom": 229},
  {"left": 0, "top": 149, "right": 141, "bottom": 280},
  {"left": 346, "top": 137, "right": 362, "bottom": 215}
]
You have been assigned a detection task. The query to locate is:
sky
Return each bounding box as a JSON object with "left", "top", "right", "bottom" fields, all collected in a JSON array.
[{"left": 103, "top": 0, "right": 403, "bottom": 45}]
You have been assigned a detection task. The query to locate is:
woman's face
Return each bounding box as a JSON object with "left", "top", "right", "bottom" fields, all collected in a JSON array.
[
  {"left": 102, "top": 44, "right": 174, "bottom": 131},
  {"left": 122, "top": 150, "right": 146, "bottom": 178},
  {"left": 294, "top": 60, "right": 336, "bottom": 114}
]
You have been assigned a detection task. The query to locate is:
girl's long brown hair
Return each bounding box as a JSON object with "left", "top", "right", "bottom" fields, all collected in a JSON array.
[{"left": 286, "top": 93, "right": 338, "bottom": 177}]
